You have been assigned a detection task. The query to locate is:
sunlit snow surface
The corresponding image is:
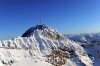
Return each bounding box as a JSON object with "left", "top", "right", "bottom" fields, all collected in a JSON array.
[{"left": 0, "top": 26, "right": 93, "bottom": 66}]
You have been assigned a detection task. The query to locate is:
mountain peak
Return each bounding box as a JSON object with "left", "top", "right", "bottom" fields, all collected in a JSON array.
[{"left": 22, "top": 24, "right": 48, "bottom": 37}]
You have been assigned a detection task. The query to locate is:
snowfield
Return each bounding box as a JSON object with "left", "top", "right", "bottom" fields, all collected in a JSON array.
[{"left": 0, "top": 25, "right": 93, "bottom": 66}]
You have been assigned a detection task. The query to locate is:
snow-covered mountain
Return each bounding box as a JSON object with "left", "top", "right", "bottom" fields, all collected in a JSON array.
[
  {"left": 64, "top": 33, "right": 100, "bottom": 66},
  {"left": 64, "top": 33, "right": 100, "bottom": 43},
  {"left": 0, "top": 24, "right": 93, "bottom": 66}
]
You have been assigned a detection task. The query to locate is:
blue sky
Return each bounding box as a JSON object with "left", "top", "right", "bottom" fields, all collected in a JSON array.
[{"left": 0, "top": 0, "right": 100, "bottom": 40}]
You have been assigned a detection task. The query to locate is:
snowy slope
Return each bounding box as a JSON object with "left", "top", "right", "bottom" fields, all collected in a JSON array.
[
  {"left": 0, "top": 24, "right": 93, "bottom": 66},
  {"left": 64, "top": 33, "right": 100, "bottom": 66}
]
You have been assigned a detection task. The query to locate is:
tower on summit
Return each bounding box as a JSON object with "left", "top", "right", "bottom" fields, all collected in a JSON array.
[{"left": 39, "top": 18, "right": 42, "bottom": 25}]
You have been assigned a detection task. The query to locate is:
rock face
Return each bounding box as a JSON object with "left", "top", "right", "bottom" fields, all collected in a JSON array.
[{"left": 0, "top": 24, "right": 93, "bottom": 66}]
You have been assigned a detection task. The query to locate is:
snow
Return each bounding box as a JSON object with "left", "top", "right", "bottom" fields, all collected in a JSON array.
[
  {"left": 85, "top": 45, "right": 100, "bottom": 66},
  {"left": 65, "top": 33, "right": 100, "bottom": 66},
  {"left": 0, "top": 25, "right": 93, "bottom": 66}
]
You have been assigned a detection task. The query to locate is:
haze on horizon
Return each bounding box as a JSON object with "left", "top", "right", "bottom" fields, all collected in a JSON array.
[{"left": 0, "top": 0, "right": 100, "bottom": 40}]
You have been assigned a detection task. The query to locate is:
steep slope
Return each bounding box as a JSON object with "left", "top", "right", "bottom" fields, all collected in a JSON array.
[
  {"left": 64, "top": 33, "right": 100, "bottom": 66},
  {"left": 0, "top": 24, "right": 93, "bottom": 66}
]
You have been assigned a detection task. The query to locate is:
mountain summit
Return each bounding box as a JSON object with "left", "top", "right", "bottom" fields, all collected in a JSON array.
[{"left": 22, "top": 24, "right": 48, "bottom": 37}]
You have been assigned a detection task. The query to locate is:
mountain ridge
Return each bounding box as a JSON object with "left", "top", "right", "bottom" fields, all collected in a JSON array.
[{"left": 0, "top": 24, "right": 93, "bottom": 66}]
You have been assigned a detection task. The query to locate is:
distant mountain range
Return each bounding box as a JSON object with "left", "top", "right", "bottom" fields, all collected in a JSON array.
[{"left": 64, "top": 32, "right": 100, "bottom": 43}]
